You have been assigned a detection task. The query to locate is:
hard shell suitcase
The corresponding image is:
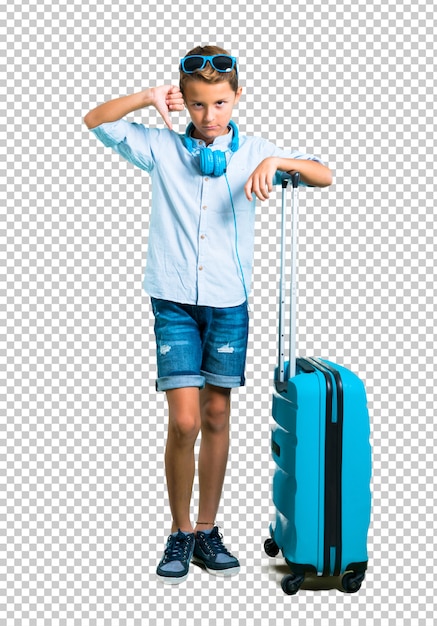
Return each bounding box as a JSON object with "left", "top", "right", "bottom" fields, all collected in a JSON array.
[{"left": 264, "top": 174, "right": 372, "bottom": 595}]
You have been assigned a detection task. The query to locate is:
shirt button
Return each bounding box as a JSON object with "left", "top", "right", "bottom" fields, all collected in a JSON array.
[
  {"left": 201, "top": 235, "right": 205, "bottom": 240},
  {"left": 204, "top": 177, "right": 209, "bottom": 181},
  {"left": 202, "top": 205, "right": 207, "bottom": 210},
  {"left": 199, "top": 266, "right": 203, "bottom": 270}
]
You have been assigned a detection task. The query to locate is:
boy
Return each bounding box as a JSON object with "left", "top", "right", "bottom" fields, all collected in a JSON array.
[{"left": 84, "top": 45, "right": 332, "bottom": 585}]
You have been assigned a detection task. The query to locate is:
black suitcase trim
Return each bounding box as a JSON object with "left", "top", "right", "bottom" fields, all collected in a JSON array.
[
  {"left": 303, "top": 358, "right": 344, "bottom": 577},
  {"left": 314, "top": 359, "right": 345, "bottom": 577}
]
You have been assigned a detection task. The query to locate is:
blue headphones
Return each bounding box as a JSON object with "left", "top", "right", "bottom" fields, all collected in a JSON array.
[{"left": 183, "top": 120, "right": 239, "bottom": 177}]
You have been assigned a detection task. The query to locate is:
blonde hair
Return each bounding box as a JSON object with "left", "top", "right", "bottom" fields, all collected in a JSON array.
[{"left": 179, "top": 45, "right": 238, "bottom": 95}]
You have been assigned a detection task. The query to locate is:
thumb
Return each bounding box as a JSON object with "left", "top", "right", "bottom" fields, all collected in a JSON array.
[
  {"left": 153, "top": 93, "right": 173, "bottom": 130},
  {"left": 157, "top": 105, "right": 172, "bottom": 130}
]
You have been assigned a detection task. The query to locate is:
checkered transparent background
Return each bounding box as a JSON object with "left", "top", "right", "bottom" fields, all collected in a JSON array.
[{"left": 2, "top": 0, "right": 436, "bottom": 623}]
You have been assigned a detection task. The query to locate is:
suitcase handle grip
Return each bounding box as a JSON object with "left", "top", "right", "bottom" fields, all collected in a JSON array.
[
  {"left": 282, "top": 171, "right": 300, "bottom": 189},
  {"left": 291, "top": 171, "right": 300, "bottom": 188}
]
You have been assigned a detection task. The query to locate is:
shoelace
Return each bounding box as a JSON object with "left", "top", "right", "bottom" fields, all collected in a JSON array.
[
  {"left": 199, "top": 527, "right": 232, "bottom": 557},
  {"left": 163, "top": 532, "right": 193, "bottom": 563}
]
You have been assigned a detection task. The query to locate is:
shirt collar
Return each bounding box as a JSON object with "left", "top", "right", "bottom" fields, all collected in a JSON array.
[{"left": 192, "top": 126, "right": 234, "bottom": 150}]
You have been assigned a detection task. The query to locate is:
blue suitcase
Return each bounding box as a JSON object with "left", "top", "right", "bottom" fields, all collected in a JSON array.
[{"left": 264, "top": 175, "right": 372, "bottom": 595}]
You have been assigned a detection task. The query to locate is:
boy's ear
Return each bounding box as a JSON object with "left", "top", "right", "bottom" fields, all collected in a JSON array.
[{"left": 235, "top": 86, "right": 243, "bottom": 104}]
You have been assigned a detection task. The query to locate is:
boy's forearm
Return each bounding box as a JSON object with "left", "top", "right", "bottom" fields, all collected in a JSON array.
[
  {"left": 84, "top": 89, "right": 155, "bottom": 130},
  {"left": 276, "top": 157, "right": 333, "bottom": 188}
]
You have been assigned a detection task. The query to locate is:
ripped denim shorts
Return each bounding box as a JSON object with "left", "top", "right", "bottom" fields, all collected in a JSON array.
[{"left": 150, "top": 298, "right": 249, "bottom": 392}]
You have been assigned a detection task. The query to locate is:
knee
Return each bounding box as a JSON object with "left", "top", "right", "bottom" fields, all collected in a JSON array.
[
  {"left": 169, "top": 413, "right": 201, "bottom": 443},
  {"left": 201, "top": 396, "right": 230, "bottom": 434},
  {"left": 166, "top": 388, "right": 201, "bottom": 444}
]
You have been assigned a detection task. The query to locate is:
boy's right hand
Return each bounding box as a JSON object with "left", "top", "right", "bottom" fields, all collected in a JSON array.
[{"left": 150, "top": 85, "right": 185, "bottom": 130}]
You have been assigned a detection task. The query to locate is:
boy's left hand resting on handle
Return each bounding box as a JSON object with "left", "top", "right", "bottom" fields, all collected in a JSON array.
[
  {"left": 245, "top": 156, "right": 333, "bottom": 201},
  {"left": 244, "top": 157, "right": 280, "bottom": 201}
]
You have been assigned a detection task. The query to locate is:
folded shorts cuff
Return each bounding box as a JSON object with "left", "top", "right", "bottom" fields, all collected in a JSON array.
[
  {"left": 156, "top": 375, "right": 206, "bottom": 392},
  {"left": 201, "top": 370, "right": 245, "bottom": 389}
]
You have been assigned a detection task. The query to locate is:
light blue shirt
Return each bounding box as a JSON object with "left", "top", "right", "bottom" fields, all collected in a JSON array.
[{"left": 90, "top": 119, "right": 322, "bottom": 307}]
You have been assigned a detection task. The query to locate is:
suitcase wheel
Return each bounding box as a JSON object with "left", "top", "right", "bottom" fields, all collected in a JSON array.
[
  {"left": 264, "top": 538, "right": 280, "bottom": 558},
  {"left": 281, "top": 573, "right": 304, "bottom": 596},
  {"left": 341, "top": 571, "right": 365, "bottom": 593}
]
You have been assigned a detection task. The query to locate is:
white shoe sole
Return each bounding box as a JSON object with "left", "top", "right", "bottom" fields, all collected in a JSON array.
[
  {"left": 156, "top": 571, "right": 189, "bottom": 585},
  {"left": 192, "top": 556, "right": 240, "bottom": 577}
]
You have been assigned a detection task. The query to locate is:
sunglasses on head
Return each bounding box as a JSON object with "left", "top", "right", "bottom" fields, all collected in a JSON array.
[{"left": 180, "top": 54, "right": 238, "bottom": 75}]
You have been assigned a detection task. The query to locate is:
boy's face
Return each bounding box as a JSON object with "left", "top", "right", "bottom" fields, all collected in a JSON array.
[{"left": 183, "top": 81, "right": 242, "bottom": 146}]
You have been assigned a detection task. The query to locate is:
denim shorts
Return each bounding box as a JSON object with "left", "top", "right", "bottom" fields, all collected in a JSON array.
[{"left": 150, "top": 298, "right": 249, "bottom": 392}]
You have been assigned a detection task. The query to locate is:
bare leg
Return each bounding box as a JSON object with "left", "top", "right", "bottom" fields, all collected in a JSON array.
[
  {"left": 165, "top": 387, "right": 201, "bottom": 534},
  {"left": 195, "top": 384, "right": 231, "bottom": 533}
]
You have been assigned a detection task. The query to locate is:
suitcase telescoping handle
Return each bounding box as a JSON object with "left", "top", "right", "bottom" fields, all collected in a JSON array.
[{"left": 277, "top": 171, "right": 300, "bottom": 388}]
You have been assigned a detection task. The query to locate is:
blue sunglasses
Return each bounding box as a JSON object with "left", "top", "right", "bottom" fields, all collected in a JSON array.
[{"left": 180, "top": 54, "right": 238, "bottom": 75}]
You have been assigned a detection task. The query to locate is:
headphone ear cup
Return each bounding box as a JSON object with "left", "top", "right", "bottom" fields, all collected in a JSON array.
[
  {"left": 199, "top": 148, "right": 215, "bottom": 176},
  {"left": 213, "top": 151, "right": 227, "bottom": 177},
  {"left": 199, "top": 148, "right": 227, "bottom": 177}
]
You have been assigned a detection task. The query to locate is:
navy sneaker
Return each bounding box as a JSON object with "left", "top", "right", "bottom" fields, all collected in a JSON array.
[
  {"left": 156, "top": 530, "right": 195, "bottom": 584},
  {"left": 192, "top": 526, "right": 240, "bottom": 576}
]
